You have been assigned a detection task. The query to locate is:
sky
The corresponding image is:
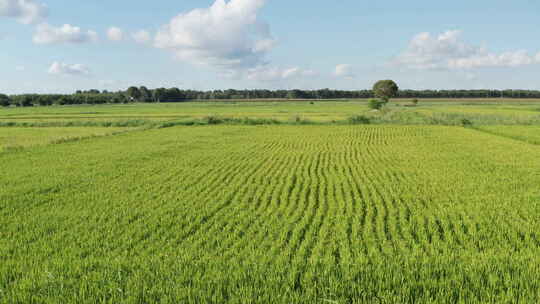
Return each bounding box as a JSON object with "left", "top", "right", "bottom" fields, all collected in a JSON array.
[{"left": 1, "top": 0, "right": 540, "bottom": 94}]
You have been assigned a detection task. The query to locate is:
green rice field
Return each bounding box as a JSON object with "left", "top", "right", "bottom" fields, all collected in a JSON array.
[
  {"left": 0, "top": 127, "right": 130, "bottom": 151},
  {"left": 1, "top": 101, "right": 540, "bottom": 303},
  {"left": 1, "top": 99, "right": 539, "bottom": 126}
]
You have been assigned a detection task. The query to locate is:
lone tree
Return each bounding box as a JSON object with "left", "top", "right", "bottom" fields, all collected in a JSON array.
[{"left": 373, "top": 80, "right": 399, "bottom": 103}]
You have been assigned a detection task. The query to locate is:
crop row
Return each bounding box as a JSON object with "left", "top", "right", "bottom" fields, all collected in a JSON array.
[{"left": 1, "top": 125, "right": 540, "bottom": 303}]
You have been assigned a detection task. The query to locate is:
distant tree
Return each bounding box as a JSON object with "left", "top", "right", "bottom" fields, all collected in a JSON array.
[
  {"left": 287, "top": 89, "right": 305, "bottom": 99},
  {"left": 0, "top": 94, "right": 10, "bottom": 107},
  {"left": 55, "top": 96, "right": 69, "bottom": 106},
  {"left": 8, "top": 86, "right": 540, "bottom": 109},
  {"left": 139, "top": 86, "right": 152, "bottom": 102},
  {"left": 37, "top": 95, "right": 53, "bottom": 106},
  {"left": 121, "top": 94, "right": 130, "bottom": 104},
  {"left": 15, "top": 95, "right": 33, "bottom": 107},
  {"left": 111, "top": 93, "right": 125, "bottom": 104},
  {"left": 165, "top": 88, "right": 184, "bottom": 102},
  {"left": 126, "top": 86, "right": 142, "bottom": 101},
  {"left": 373, "top": 80, "right": 399, "bottom": 103},
  {"left": 152, "top": 88, "right": 167, "bottom": 102}
]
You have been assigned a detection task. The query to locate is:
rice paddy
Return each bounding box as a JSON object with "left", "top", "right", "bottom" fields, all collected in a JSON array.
[
  {"left": 1, "top": 101, "right": 540, "bottom": 303},
  {"left": 0, "top": 127, "right": 130, "bottom": 151}
]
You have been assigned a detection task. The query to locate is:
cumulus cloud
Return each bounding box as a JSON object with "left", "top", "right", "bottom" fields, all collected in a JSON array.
[
  {"left": 334, "top": 64, "right": 355, "bottom": 78},
  {"left": 154, "top": 0, "right": 276, "bottom": 69},
  {"left": 131, "top": 30, "right": 151, "bottom": 44},
  {"left": 2, "top": 1, "right": 96, "bottom": 47},
  {"left": 449, "top": 50, "right": 534, "bottom": 69},
  {"left": 394, "top": 30, "right": 539, "bottom": 70},
  {"left": 247, "top": 66, "right": 317, "bottom": 82},
  {"left": 33, "top": 23, "right": 98, "bottom": 44},
  {"left": 0, "top": 0, "right": 47, "bottom": 24},
  {"left": 48, "top": 62, "right": 90, "bottom": 76},
  {"left": 106, "top": 26, "right": 123, "bottom": 41}
]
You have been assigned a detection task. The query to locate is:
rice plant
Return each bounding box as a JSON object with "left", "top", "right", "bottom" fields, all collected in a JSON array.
[{"left": 1, "top": 125, "right": 539, "bottom": 303}]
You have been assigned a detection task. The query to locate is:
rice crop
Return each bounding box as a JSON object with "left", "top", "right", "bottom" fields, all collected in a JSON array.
[
  {"left": 0, "top": 127, "right": 130, "bottom": 151},
  {"left": 1, "top": 125, "right": 539, "bottom": 303},
  {"left": 474, "top": 125, "right": 540, "bottom": 145}
]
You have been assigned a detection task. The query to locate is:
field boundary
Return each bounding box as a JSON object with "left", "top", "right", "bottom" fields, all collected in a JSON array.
[{"left": 470, "top": 127, "right": 540, "bottom": 146}]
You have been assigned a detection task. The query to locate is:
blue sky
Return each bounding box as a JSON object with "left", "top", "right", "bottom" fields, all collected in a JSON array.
[{"left": 1, "top": 0, "right": 540, "bottom": 94}]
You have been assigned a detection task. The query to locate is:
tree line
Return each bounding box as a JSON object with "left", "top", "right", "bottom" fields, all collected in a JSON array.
[{"left": 1, "top": 87, "right": 540, "bottom": 107}]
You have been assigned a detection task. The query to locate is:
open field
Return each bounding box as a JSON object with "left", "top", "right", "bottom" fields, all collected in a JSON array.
[
  {"left": 1, "top": 101, "right": 540, "bottom": 303},
  {"left": 0, "top": 101, "right": 369, "bottom": 125},
  {"left": 1, "top": 100, "right": 540, "bottom": 126},
  {"left": 475, "top": 125, "right": 540, "bottom": 145},
  {"left": 0, "top": 127, "right": 130, "bottom": 151}
]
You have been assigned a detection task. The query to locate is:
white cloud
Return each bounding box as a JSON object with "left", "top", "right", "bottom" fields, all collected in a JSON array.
[
  {"left": 448, "top": 50, "right": 534, "bottom": 69},
  {"left": 154, "top": 0, "right": 276, "bottom": 69},
  {"left": 247, "top": 66, "right": 317, "bottom": 82},
  {"left": 15, "top": 65, "right": 25, "bottom": 71},
  {"left": 106, "top": 26, "right": 123, "bottom": 41},
  {"left": 0, "top": 0, "right": 47, "bottom": 24},
  {"left": 131, "top": 30, "right": 151, "bottom": 44},
  {"left": 394, "top": 30, "right": 539, "bottom": 70},
  {"left": 48, "top": 62, "right": 90, "bottom": 76},
  {"left": 282, "top": 67, "right": 302, "bottom": 79},
  {"left": 282, "top": 67, "right": 317, "bottom": 78},
  {"left": 334, "top": 64, "right": 355, "bottom": 78},
  {"left": 33, "top": 23, "right": 98, "bottom": 44}
]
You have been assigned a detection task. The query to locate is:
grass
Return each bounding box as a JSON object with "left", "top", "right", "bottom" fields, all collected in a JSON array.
[
  {"left": 2, "top": 100, "right": 540, "bottom": 127},
  {"left": 473, "top": 125, "right": 540, "bottom": 145},
  {"left": 0, "top": 101, "right": 369, "bottom": 124},
  {"left": 0, "top": 127, "right": 131, "bottom": 151},
  {"left": 1, "top": 124, "right": 540, "bottom": 303}
]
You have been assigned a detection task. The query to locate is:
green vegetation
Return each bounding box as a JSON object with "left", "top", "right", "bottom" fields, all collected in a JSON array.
[
  {"left": 4, "top": 88, "right": 540, "bottom": 107},
  {"left": 0, "top": 94, "right": 9, "bottom": 107},
  {"left": 2, "top": 100, "right": 540, "bottom": 127},
  {"left": 373, "top": 80, "right": 399, "bottom": 103},
  {"left": 0, "top": 127, "right": 130, "bottom": 151},
  {"left": 1, "top": 101, "right": 540, "bottom": 303},
  {"left": 474, "top": 125, "right": 540, "bottom": 145},
  {"left": 368, "top": 98, "right": 385, "bottom": 110},
  {"left": 1, "top": 125, "right": 539, "bottom": 303}
]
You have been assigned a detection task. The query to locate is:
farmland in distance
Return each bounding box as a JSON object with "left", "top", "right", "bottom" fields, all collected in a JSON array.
[{"left": 1, "top": 116, "right": 540, "bottom": 303}]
